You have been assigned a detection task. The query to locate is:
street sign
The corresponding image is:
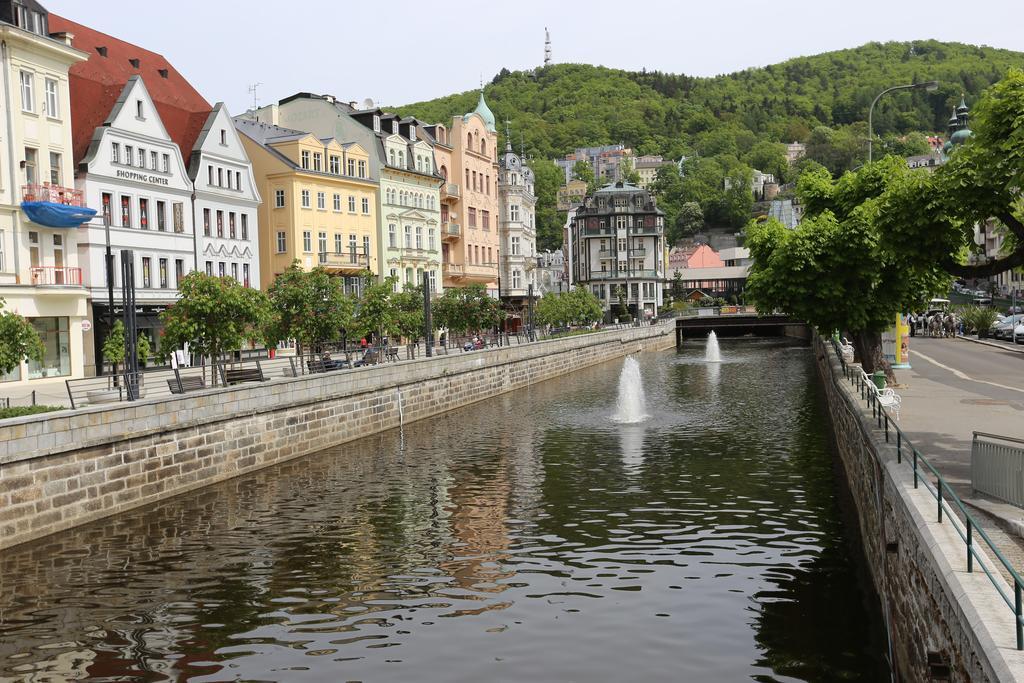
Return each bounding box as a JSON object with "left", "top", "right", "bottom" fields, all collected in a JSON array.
[{"left": 81, "top": 319, "right": 92, "bottom": 332}]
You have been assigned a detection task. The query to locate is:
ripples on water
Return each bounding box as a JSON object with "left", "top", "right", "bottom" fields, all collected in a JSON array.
[{"left": 0, "top": 338, "right": 888, "bottom": 682}]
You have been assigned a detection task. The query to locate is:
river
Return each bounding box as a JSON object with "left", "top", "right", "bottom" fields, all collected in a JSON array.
[{"left": 0, "top": 338, "right": 889, "bottom": 681}]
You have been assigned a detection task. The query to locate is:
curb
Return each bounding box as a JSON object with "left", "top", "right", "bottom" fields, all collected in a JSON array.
[
  {"left": 954, "top": 335, "right": 1024, "bottom": 355},
  {"left": 964, "top": 496, "right": 1024, "bottom": 540}
]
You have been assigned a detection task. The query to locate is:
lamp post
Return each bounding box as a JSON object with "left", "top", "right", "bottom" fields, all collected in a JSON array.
[{"left": 868, "top": 80, "right": 939, "bottom": 163}]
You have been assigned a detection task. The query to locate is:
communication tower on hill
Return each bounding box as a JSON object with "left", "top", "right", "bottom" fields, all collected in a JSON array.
[{"left": 544, "top": 28, "right": 552, "bottom": 66}]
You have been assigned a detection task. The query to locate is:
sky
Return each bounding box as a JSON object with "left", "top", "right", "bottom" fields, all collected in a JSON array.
[{"left": 45, "top": 0, "right": 1024, "bottom": 115}]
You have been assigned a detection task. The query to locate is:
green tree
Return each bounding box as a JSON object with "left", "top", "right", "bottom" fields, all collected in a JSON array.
[
  {"left": 612, "top": 285, "right": 630, "bottom": 322},
  {"left": 433, "top": 284, "right": 502, "bottom": 335},
  {"left": 619, "top": 157, "right": 641, "bottom": 184},
  {"left": 678, "top": 201, "right": 705, "bottom": 238},
  {"left": 102, "top": 319, "right": 126, "bottom": 372},
  {"left": 650, "top": 164, "right": 685, "bottom": 243},
  {"left": 355, "top": 276, "right": 397, "bottom": 343},
  {"left": 568, "top": 285, "right": 604, "bottom": 324},
  {"left": 0, "top": 299, "right": 43, "bottom": 375},
  {"left": 161, "top": 272, "right": 270, "bottom": 383},
  {"left": 532, "top": 158, "right": 566, "bottom": 252},
  {"left": 265, "top": 263, "right": 355, "bottom": 355},
  {"left": 745, "top": 140, "right": 789, "bottom": 184},
  {"left": 536, "top": 292, "right": 568, "bottom": 327},
  {"left": 389, "top": 283, "right": 425, "bottom": 343}
]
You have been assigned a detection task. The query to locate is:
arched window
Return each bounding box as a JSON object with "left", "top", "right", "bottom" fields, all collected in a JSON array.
[
  {"left": 480, "top": 140, "right": 486, "bottom": 155},
  {"left": 389, "top": 149, "right": 395, "bottom": 166},
  {"left": 467, "top": 132, "right": 473, "bottom": 148},
  {"left": 440, "top": 165, "right": 448, "bottom": 180}
]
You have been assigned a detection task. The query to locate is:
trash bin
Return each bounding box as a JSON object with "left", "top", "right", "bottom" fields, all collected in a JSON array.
[{"left": 872, "top": 371, "right": 886, "bottom": 391}]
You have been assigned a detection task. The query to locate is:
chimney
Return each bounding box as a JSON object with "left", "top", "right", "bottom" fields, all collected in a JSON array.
[
  {"left": 50, "top": 31, "right": 74, "bottom": 46},
  {"left": 348, "top": 101, "right": 357, "bottom": 109}
]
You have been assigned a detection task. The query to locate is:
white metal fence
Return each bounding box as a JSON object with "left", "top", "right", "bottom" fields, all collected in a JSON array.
[{"left": 972, "top": 432, "right": 1024, "bottom": 508}]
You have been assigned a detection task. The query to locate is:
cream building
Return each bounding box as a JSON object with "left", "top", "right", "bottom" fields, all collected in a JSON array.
[{"left": 0, "top": 6, "right": 91, "bottom": 390}]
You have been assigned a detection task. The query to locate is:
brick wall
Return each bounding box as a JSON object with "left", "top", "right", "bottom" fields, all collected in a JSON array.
[
  {"left": 0, "top": 324, "right": 675, "bottom": 550},
  {"left": 814, "top": 335, "right": 1024, "bottom": 682}
]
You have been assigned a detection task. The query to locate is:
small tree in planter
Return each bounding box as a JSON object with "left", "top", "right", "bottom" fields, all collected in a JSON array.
[
  {"left": 0, "top": 298, "right": 44, "bottom": 375},
  {"left": 102, "top": 320, "right": 126, "bottom": 376},
  {"left": 136, "top": 332, "right": 151, "bottom": 368}
]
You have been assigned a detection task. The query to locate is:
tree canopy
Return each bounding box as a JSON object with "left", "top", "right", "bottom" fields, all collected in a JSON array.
[
  {"left": 0, "top": 299, "right": 43, "bottom": 375},
  {"left": 264, "top": 262, "right": 353, "bottom": 351}
]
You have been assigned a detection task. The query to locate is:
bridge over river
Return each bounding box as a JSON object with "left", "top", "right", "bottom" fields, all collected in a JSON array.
[{"left": 676, "top": 313, "right": 810, "bottom": 347}]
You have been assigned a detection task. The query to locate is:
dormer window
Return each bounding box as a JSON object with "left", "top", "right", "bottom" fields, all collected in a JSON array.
[
  {"left": 373, "top": 115, "right": 380, "bottom": 132},
  {"left": 409, "top": 125, "right": 416, "bottom": 141},
  {"left": 96, "top": 46, "right": 108, "bottom": 57},
  {"left": 158, "top": 68, "right": 168, "bottom": 79},
  {"left": 136, "top": 100, "right": 144, "bottom": 119},
  {"left": 129, "top": 58, "right": 140, "bottom": 69},
  {"left": 392, "top": 120, "right": 398, "bottom": 134}
]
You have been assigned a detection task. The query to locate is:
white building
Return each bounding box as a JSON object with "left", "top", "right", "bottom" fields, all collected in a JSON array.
[
  {"left": 535, "top": 249, "right": 566, "bottom": 296},
  {"left": 75, "top": 75, "right": 196, "bottom": 362},
  {"left": 189, "top": 103, "right": 261, "bottom": 289},
  {"left": 497, "top": 140, "right": 536, "bottom": 307},
  {"left": 570, "top": 182, "right": 665, "bottom": 320},
  {"left": 0, "top": 5, "right": 91, "bottom": 390}
]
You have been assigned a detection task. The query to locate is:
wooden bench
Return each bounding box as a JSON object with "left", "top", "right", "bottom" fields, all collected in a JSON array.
[
  {"left": 168, "top": 375, "right": 205, "bottom": 394},
  {"left": 224, "top": 366, "right": 265, "bottom": 385},
  {"left": 386, "top": 346, "right": 400, "bottom": 362},
  {"left": 353, "top": 348, "right": 380, "bottom": 367}
]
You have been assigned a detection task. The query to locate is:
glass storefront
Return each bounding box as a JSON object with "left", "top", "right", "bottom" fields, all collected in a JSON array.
[
  {"left": 27, "top": 316, "right": 70, "bottom": 379},
  {"left": 1, "top": 365, "right": 21, "bottom": 382}
]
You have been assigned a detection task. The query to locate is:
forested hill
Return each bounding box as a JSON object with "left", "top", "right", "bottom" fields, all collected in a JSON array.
[{"left": 396, "top": 40, "right": 1024, "bottom": 161}]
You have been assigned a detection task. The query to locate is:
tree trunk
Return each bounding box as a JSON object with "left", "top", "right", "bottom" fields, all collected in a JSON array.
[{"left": 851, "top": 329, "right": 896, "bottom": 384}]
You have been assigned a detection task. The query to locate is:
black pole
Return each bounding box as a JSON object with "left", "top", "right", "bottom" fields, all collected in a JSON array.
[
  {"left": 527, "top": 283, "right": 535, "bottom": 341},
  {"left": 422, "top": 270, "right": 433, "bottom": 357},
  {"left": 104, "top": 213, "right": 116, "bottom": 374},
  {"left": 120, "top": 250, "right": 139, "bottom": 400}
]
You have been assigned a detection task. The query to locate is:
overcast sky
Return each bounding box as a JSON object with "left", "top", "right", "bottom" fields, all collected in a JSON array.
[{"left": 46, "top": 0, "right": 1023, "bottom": 115}]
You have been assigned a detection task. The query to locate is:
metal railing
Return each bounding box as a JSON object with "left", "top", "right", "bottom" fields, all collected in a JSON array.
[
  {"left": 318, "top": 251, "right": 368, "bottom": 270},
  {"left": 827, "top": 336, "right": 1024, "bottom": 649},
  {"left": 29, "top": 266, "right": 82, "bottom": 286},
  {"left": 972, "top": 432, "right": 1024, "bottom": 508},
  {"left": 22, "top": 183, "right": 86, "bottom": 206},
  {"left": 443, "top": 222, "right": 461, "bottom": 236}
]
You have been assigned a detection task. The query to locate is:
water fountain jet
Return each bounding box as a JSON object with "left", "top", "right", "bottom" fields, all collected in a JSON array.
[
  {"left": 612, "top": 356, "right": 648, "bottom": 423},
  {"left": 705, "top": 331, "right": 722, "bottom": 363}
]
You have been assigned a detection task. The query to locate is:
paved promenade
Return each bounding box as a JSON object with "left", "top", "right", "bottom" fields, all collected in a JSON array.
[{"left": 894, "top": 336, "right": 1024, "bottom": 573}]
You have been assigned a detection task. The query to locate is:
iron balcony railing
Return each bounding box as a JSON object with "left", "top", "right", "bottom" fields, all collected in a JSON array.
[
  {"left": 443, "top": 222, "right": 461, "bottom": 236},
  {"left": 828, "top": 336, "right": 1024, "bottom": 650},
  {"left": 589, "top": 269, "right": 661, "bottom": 280},
  {"left": 318, "top": 251, "right": 368, "bottom": 269},
  {"left": 29, "top": 266, "right": 82, "bottom": 286},
  {"left": 22, "top": 183, "right": 85, "bottom": 206}
]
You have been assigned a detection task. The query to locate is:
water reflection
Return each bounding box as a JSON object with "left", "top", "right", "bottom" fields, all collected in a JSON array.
[{"left": 0, "top": 339, "right": 888, "bottom": 682}]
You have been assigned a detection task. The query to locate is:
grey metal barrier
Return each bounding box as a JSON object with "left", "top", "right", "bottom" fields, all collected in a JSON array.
[{"left": 972, "top": 432, "right": 1024, "bottom": 508}]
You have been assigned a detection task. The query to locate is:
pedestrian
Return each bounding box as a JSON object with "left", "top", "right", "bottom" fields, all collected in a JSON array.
[{"left": 360, "top": 337, "right": 368, "bottom": 349}]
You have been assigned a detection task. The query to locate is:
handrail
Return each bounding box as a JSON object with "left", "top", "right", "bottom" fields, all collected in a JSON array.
[
  {"left": 974, "top": 431, "right": 1024, "bottom": 447},
  {"left": 826, "top": 336, "right": 1024, "bottom": 649}
]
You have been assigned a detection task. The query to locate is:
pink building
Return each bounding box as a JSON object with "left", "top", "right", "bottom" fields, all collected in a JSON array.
[{"left": 668, "top": 244, "right": 724, "bottom": 272}]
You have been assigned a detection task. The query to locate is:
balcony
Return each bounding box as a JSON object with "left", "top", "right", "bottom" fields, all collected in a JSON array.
[
  {"left": 588, "top": 269, "right": 661, "bottom": 280},
  {"left": 318, "top": 251, "right": 369, "bottom": 273},
  {"left": 443, "top": 262, "right": 464, "bottom": 276},
  {"left": 400, "top": 247, "right": 434, "bottom": 261},
  {"left": 597, "top": 250, "right": 616, "bottom": 259},
  {"left": 22, "top": 183, "right": 85, "bottom": 206},
  {"left": 442, "top": 222, "right": 461, "bottom": 240},
  {"left": 441, "top": 183, "right": 460, "bottom": 200},
  {"left": 30, "top": 266, "right": 82, "bottom": 286}
]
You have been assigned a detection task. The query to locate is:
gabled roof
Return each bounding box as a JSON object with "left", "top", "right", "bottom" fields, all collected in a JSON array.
[{"left": 49, "top": 13, "right": 211, "bottom": 165}]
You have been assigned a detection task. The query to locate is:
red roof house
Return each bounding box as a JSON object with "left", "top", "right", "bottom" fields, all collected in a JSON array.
[
  {"left": 48, "top": 14, "right": 211, "bottom": 165},
  {"left": 668, "top": 244, "right": 724, "bottom": 271}
]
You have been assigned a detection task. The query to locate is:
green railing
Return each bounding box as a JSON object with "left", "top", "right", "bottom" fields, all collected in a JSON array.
[{"left": 827, "top": 337, "right": 1024, "bottom": 649}]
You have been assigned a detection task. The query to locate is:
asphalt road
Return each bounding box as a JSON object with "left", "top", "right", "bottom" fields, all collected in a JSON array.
[{"left": 908, "top": 336, "right": 1024, "bottom": 404}]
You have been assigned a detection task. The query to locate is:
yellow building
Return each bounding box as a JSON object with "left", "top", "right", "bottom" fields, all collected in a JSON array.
[{"left": 234, "top": 118, "right": 377, "bottom": 293}]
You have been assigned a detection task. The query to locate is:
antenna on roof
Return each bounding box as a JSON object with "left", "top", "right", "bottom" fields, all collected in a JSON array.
[{"left": 248, "top": 82, "right": 262, "bottom": 112}]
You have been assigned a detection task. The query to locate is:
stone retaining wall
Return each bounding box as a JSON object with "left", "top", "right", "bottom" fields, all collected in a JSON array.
[
  {"left": 0, "top": 324, "right": 674, "bottom": 550},
  {"left": 814, "top": 334, "right": 1024, "bottom": 682}
]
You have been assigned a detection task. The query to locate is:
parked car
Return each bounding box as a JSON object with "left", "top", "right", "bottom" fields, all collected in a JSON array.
[
  {"left": 1007, "top": 305, "right": 1024, "bottom": 315},
  {"left": 992, "top": 315, "right": 1024, "bottom": 339},
  {"left": 1015, "top": 322, "right": 1024, "bottom": 343}
]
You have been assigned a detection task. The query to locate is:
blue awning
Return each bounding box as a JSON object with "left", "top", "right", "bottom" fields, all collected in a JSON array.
[{"left": 22, "top": 201, "right": 97, "bottom": 228}]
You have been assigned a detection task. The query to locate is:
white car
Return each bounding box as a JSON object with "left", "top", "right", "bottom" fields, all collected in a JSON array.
[{"left": 1015, "top": 322, "right": 1024, "bottom": 343}]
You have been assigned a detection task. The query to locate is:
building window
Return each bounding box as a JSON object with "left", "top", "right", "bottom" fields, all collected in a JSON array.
[
  {"left": 206, "top": 261, "right": 213, "bottom": 276},
  {"left": 301, "top": 189, "right": 310, "bottom": 208},
  {"left": 217, "top": 167, "right": 223, "bottom": 187},
  {"left": 428, "top": 228, "right": 436, "bottom": 251},
  {"left": 136, "top": 99, "right": 144, "bottom": 118},
  {"left": 235, "top": 171, "right": 241, "bottom": 189},
  {"left": 26, "top": 317, "right": 69, "bottom": 379},
  {"left": 301, "top": 150, "right": 310, "bottom": 169},
  {"left": 482, "top": 210, "right": 490, "bottom": 230},
  {"left": 218, "top": 262, "right": 226, "bottom": 277},
  {"left": 333, "top": 193, "right": 341, "bottom": 211},
  {"left": 19, "top": 71, "right": 34, "bottom": 112},
  {"left": 389, "top": 150, "right": 395, "bottom": 167},
  {"left": 173, "top": 202, "right": 184, "bottom": 232},
  {"left": 303, "top": 231, "right": 312, "bottom": 253},
  {"left": 120, "top": 195, "right": 131, "bottom": 227},
  {"left": 162, "top": 154, "right": 170, "bottom": 173},
  {"left": 111, "top": 142, "right": 120, "bottom": 164},
  {"left": 124, "top": 145, "right": 133, "bottom": 167},
  {"left": 388, "top": 223, "right": 396, "bottom": 248},
  {"left": 175, "top": 259, "right": 185, "bottom": 286},
  {"left": 468, "top": 207, "right": 476, "bottom": 228},
  {"left": 241, "top": 214, "right": 248, "bottom": 240},
  {"left": 347, "top": 158, "right": 356, "bottom": 176},
  {"left": 429, "top": 270, "right": 437, "bottom": 292},
  {"left": 24, "top": 147, "right": 37, "bottom": 184},
  {"left": 208, "top": 165, "right": 214, "bottom": 185},
  {"left": 363, "top": 235, "right": 370, "bottom": 261},
  {"left": 275, "top": 189, "right": 285, "bottom": 208},
  {"left": 137, "top": 198, "right": 149, "bottom": 228},
  {"left": 276, "top": 231, "right": 286, "bottom": 253},
  {"left": 512, "top": 269, "right": 521, "bottom": 289},
  {"left": 317, "top": 191, "right": 326, "bottom": 210},
  {"left": 231, "top": 262, "right": 238, "bottom": 282},
  {"left": 150, "top": 150, "right": 157, "bottom": 171},
  {"left": 216, "top": 210, "right": 224, "bottom": 237},
  {"left": 510, "top": 204, "right": 520, "bottom": 222},
  {"left": 334, "top": 233, "right": 342, "bottom": 254},
  {"left": 358, "top": 160, "right": 366, "bottom": 178},
  {"left": 138, "top": 148, "right": 145, "bottom": 167},
  {"left": 313, "top": 152, "right": 322, "bottom": 172},
  {"left": 229, "top": 212, "right": 237, "bottom": 239},
  {"left": 373, "top": 115, "right": 380, "bottom": 132},
  {"left": 415, "top": 226, "right": 423, "bottom": 249},
  {"left": 142, "top": 257, "right": 152, "bottom": 287},
  {"left": 243, "top": 263, "right": 250, "bottom": 288},
  {"left": 361, "top": 197, "right": 369, "bottom": 214},
  {"left": 511, "top": 236, "right": 520, "bottom": 255},
  {"left": 404, "top": 225, "right": 412, "bottom": 248},
  {"left": 318, "top": 231, "right": 327, "bottom": 257},
  {"left": 44, "top": 78, "right": 58, "bottom": 118},
  {"left": 159, "top": 258, "right": 168, "bottom": 288},
  {"left": 152, "top": 200, "right": 165, "bottom": 231},
  {"left": 48, "top": 152, "right": 61, "bottom": 185},
  {"left": 348, "top": 195, "right": 356, "bottom": 212},
  {"left": 101, "top": 192, "right": 112, "bottom": 225},
  {"left": 329, "top": 155, "right": 339, "bottom": 174}
]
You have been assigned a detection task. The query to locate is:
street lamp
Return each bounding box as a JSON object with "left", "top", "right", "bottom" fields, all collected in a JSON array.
[{"left": 868, "top": 80, "right": 939, "bottom": 163}]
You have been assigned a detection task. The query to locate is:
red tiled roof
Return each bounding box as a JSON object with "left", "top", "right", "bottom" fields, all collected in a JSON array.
[{"left": 49, "top": 14, "right": 211, "bottom": 165}]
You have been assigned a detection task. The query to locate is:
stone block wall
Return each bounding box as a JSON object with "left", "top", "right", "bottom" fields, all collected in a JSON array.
[
  {"left": 0, "top": 324, "right": 675, "bottom": 550},
  {"left": 814, "top": 335, "right": 1024, "bottom": 682}
]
